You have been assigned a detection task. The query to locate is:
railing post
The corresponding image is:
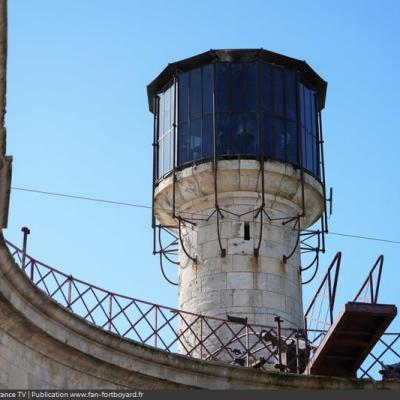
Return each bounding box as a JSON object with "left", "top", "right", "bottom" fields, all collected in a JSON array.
[
  {"left": 67, "top": 275, "right": 72, "bottom": 311},
  {"left": 200, "top": 317, "right": 203, "bottom": 359},
  {"left": 369, "top": 274, "right": 374, "bottom": 304},
  {"left": 154, "top": 306, "right": 158, "bottom": 348},
  {"left": 295, "top": 330, "right": 301, "bottom": 374},
  {"left": 275, "top": 316, "right": 284, "bottom": 371},
  {"left": 21, "top": 226, "right": 30, "bottom": 274},
  {"left": 245, "top": 325, "right": 249, "bottom": 367},
  {"left": 108, "top": 294, "right": 113, "bottom": 331}
]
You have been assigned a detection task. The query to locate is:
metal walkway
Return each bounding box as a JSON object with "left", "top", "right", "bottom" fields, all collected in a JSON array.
[{"left": 307, "top": 302, "right": 397, "bottom": 377}]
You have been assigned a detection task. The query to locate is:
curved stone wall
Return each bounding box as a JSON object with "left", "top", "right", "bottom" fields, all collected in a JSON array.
[{"left": 0, "top": 234, "right": 398, "bottom": 389}]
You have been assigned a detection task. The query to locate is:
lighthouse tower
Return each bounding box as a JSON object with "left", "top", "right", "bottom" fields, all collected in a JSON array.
[{"left": 147, "top": 49, "right": 327, "bottom": 352}]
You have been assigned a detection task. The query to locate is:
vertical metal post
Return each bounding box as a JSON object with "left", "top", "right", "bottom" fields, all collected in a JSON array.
[
  {"left": 108, "top": 294, "right": 113, "bottom": 331},
  {"left": 154, "top": 306, "right": 158, "bottom": 348},
  {"left": 21, "top": 226, "right": 30, "bottom": 274},
  {"left": 369, "top": 274, "right": 374, "bottom": 304},
  {"left": 67, "top": 275, "right": 72, "bottom": 311},
  {"left": 245, "top": 325, "right": 249, "bottom": 367},
  {"left": 200, "top": 317, "right": 203, "bottom": 359},
  {"left": 172, "top": 76, "right": 177, "bottom": 219},
  {"left": 295, "top": 331, "right": 300, "bottom": 374},
  {"left": 275, "top": 316, "right": 284, "bottom": 371},
  {"left": 328, "top": 270, "right": 333, "bottom": 325}
]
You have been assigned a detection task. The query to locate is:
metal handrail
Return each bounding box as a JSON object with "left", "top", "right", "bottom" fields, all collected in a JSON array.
[
  {"left": 353, "top": 255, "right": 384, "bottom": 304},
  {"left": 4, "top": 238, "right": 399, "bottom": 379}
]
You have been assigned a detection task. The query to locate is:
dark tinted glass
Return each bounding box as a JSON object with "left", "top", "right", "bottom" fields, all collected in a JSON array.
[
  {"left": 202, "top": 65, "right": 213, "bottom": 115},
  {"left": 231, "top": 64, "right": 243, "bottom": 112},
  {"left": 215, "top": 64, "right": 229, "bottom": 112},
  {"left": 272, "top": 67, "right": 284, "bottom": 117},
  {"left": 231, "top": 113, "right": 244, "bottom": 154},
  {"left": 306, "top": 132, "right": 314, "bottom": 172},
  {"left": 169, "top": 62, "right": 320, "bottom": 180},
  {"left": 285, "top": 71, "right": 297, "bottom": 121},
  {"left": 244, "top": 63, "right": 258, "bottom": 112},
  {"left": 287, "top": 121, "right": 298, "bottom": 163},
  {"left": 190, "top": 118, "right": 202, "bottom": 160},
  {"left": 216, "top": 114, "right": 230, "bottom": 155},
  {"left": 202, "top": 114, "right": 213, "bottom": 158},
  {"left": 263, "top": 113, "right": 272, "bottom": 158},
  {"left": 262, "top": 64, "right": 271, "bottom": 113},
  {"left": 273, "top": 119, "right": 285, "bottom": 159},
  {"left": 190, "top": 68, "right": 202, "bottom": 119},
  {"left": 245, "top": 113, "right": 258, "bottom": 155},
  {"left": 178, "top": 73, "right": 189, "bottom": 124},
  {"left": 178, "top": 122, "right": 189, "bottom": 164}
]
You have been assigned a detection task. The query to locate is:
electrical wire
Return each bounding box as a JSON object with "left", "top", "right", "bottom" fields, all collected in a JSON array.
[
  {"left": 11, "top": 186, "right": 151, "bottom": 209},
  {"left": 11, "top": 186, "right": 400, "bottom": 245}
]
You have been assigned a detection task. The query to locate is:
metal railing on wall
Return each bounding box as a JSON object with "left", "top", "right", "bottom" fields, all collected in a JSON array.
[{"left": 3, "top": 232, "right": 399, "bottom": 380}]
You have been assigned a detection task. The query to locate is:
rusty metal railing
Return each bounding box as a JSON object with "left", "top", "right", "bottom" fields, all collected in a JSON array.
[
  {"left": 5, "top": 238, "right": 310, "bottom": 372},
  {"left": 3, "top": 236, "right": 399, "bottom": 380},
  {"left": 353, "top": 255, "right": 384, "bottom": 304},
  {"left": 304, "top": 252, "right": 342, "bottom": 350}
]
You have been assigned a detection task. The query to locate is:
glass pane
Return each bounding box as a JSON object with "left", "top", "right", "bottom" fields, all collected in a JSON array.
[
  {"left": 306, "top": 131, "right": 313, "bottom": 172},
  {"left": 190, "top": 118, "right": 202, "bottom": 160},
  {"left": 202, "top": 114, "right": 213, "bottom": 158},
  {"left": 158, "top": 138, "right": 163, "bottom": 177},
  {"left": 164, "top": 86, "right": 171, "bottom": 132},
  {"left": 244, "top": 113, "right": 258, "bottom": 155},
  {"left": 163, "top": 131, "right": 171, "bottom": 174},
  {"left": 273, "top": 118, "right": 285, "bottom": 160},
  {"left": 231, "top": 113, "right": 244, "bottom": 154},
  {"left": 159, "top": 93, "right": 165, "bottom": 135},
  {"left": 215, "top": 64, "right": 229, "bottom": 112},
  {"left": 262, "top": 113, "right": 272, "bottom": 158},
  {"left": 287, "top": 121, "right": 298, "bottom": 164},
  {"left": 216, "top": 113, "right": 230, "bottom": 155},
  {"left": 170, "top": 82, "right": 175, "bottom": 127},
  {"left": 262, "top": 64, "right": 271, "bottom": 113},
  {"left": 178, "top": 72, "right": 189, "bottom": 124},
  {"left": 272, "top": 67, "right": 284, "bottom": 117},
  {"left": 285, "top": 70, "right": 297, "bottom": 121},
  {"left": 310, "top": 91, "right": 317, "bottom": 136},
  {"left": 300, "top": 84, "right": 306, "bottom": 128},
  {"left": 178, "top": 123, "right": 189, "bottom": 165},
  {"left": 305, "top": 87, "right": 312, "bottom": 131},
  {"left": 231, "top": 63, "right": 243, "bottom": 112},
  {"left": 313, "top": 136, "right": 319, "bottom": 176},
  {"left": 301, "top": 127, "right": 307, "bottom": 166},
  {"left": 190, "top": 68, "right": 202, "bottom": 119},
  {"left": 202, "top": 65, "right": 213, "bottom": 115},
  {"left": 244, "top": 63, "right": 258, "bottom": 112}
]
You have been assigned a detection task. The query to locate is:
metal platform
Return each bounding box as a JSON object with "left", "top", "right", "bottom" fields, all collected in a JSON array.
[{"left": 307, "top": 302, "right": 397, "bottom": 377}]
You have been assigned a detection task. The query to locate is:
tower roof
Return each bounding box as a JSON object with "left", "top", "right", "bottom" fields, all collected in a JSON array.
[{"left": 147, "top": 48, "right": 327, "bottom": 112}]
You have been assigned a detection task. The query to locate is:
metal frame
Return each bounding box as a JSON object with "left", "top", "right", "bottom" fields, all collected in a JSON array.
[
  {"left": 353, "top": 255, "right": 384, "bottom": 304},
  {"left": 6, "top": 237, "right": 397, "bottom": 380},
  {"left": 304, "top": 252, "right": 342, "bottom": 346},
  {"left": 152, "top": 60, "right": 330, "bottom": 286}
]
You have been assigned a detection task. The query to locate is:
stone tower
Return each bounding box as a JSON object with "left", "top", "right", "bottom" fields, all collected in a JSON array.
[{"left": 148, "top": 49, "right": 327, "bottom": 351}]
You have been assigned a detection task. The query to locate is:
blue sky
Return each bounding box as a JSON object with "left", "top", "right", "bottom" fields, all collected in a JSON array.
[{"left": 5, "top": 0, "right": 400, "bottom": 329}]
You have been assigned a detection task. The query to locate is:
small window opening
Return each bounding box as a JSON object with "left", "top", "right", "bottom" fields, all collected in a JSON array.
[{"left": 244, "top": 222, "right": 250, "bottom": 240}]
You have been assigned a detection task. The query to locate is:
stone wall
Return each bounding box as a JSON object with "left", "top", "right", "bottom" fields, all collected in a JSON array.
[{"left": 155, "top": 160, "right": 324, "bottom": 355}]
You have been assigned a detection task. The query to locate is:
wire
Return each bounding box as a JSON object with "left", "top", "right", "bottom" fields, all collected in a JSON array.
[
  {"left": 11, "top": 186, "right": 400, "bottom": 245},
  {"left": 11, "top": 187, "right": 151, "bottom": 209},
  {"left": 328, "top": 232, "right": 400, "bottom": 245}
]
